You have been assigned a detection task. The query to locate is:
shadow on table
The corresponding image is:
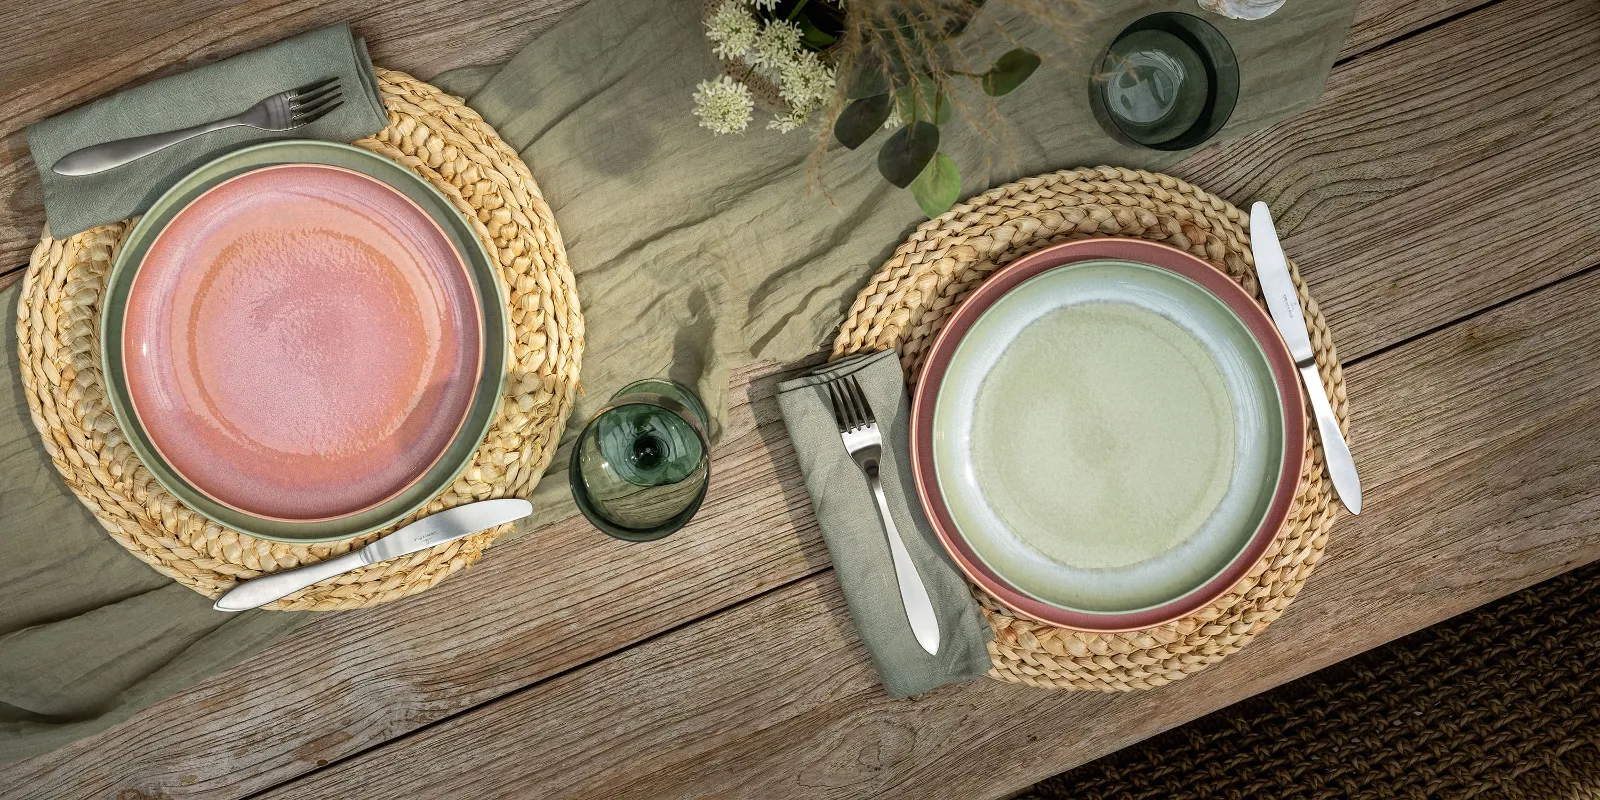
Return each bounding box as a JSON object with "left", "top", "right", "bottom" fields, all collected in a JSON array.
[{"left": 748, "top": 350, "right": 864, "bottom": 648}]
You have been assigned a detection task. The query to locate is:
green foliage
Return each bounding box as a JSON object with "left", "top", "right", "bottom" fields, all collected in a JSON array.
[
  {"left": 834, "top": 94, "right": 893, "bottom": 149},
  {"left": 910, "top": 152, "right": 960, "bottom": 217},
  {"left": 877, "top": 122, "right": 939, "bottom": 188},
  {"left": 980, "top": 49, "right": 1041, "bottom": 97},
  {"left": 895, "top": 75, "right": 950, "bottom": 125},
  {"left": 823, "top": 16, "right": 1041, "bottom": 217}
]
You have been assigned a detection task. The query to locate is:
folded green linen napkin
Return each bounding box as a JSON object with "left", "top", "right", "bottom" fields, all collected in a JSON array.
[
  {"left": 776, "top": 350, "right": 993, "bottom": 697},
  {"left": 26, "top": 23, "right": 387, "bottom": 238}
]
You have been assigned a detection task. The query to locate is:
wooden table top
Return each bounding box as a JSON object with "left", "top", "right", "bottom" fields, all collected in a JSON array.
[{"left": 2, "top": 0, "right": 1598, "bottom": 797}]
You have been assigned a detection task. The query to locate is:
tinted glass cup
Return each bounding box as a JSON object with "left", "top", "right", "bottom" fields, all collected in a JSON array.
[
  {"left": 570, "top": 379, "right": 711, "bottom": 541},
  {"left": 1091, "top": 12, "right": 1239, "bottom": 151}
]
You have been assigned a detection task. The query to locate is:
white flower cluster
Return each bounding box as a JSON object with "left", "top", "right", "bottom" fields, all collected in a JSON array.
[
  {"left": 704, "top": 0, "right": 759, "bottom": 60},
  {"left": 692, "top": 75, "right": 755, "bottom": 135},
  {"left": 695, "top": 0, "right": 837, "bottom": 135}
]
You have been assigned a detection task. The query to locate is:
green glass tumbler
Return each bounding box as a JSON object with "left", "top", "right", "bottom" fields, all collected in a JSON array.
[
  {"left": 1089, "top": 12, "right": 1239, "bottom": 151},
  {"left": 570, "top": 379, "right": 711, "bottom": 541}
]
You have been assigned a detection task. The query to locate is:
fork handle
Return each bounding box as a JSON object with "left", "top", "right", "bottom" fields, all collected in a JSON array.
[
  {"left": 865, "top": 464, "right": 942, "bottom": 655},
  {"left": 51, "top": 116, "right": 246, "bottom": 177}
]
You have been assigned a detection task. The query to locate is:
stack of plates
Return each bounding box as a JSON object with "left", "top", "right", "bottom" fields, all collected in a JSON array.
[
  {"left": 911, "top": 238, "right": 1304, "bottom": 632},
  {"left": 100, "top": 141, "right": 507, "bottom": 543}
]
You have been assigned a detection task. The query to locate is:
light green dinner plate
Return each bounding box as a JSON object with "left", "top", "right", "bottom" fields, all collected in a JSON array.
[
  {"left": 930, "top": 258, "right": 1287, "bottom": 615},
  {"left": 100, "top": 140, "right": 508, "bottom": 543}
]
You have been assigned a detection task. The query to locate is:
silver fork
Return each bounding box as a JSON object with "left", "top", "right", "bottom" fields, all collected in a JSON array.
[
  {"left": 825, "top": 373, "right": 941, "bottom": 655},
  {"left": 51, "top": 77, "right": 344, "bottom": 176}
]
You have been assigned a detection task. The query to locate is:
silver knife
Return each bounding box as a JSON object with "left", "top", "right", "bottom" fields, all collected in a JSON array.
[
  {"left": 212, "top": 498, "right": 534, "bottom": 611},
  {"left": 1250, "top": 202, "right": 1363, "bottom": 514}
]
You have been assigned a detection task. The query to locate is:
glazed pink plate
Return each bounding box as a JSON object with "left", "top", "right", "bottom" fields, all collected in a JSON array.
[
  {"left": 911, "top": 238, "right": 1305, "bottom": 632},
  {"left": 121, "top": 163, "right": 484, "bottom": 523}
]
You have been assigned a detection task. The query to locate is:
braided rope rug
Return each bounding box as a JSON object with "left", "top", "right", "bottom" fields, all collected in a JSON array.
[
  {"left": 831, "top": 166, "right": 1347, "bottom": 691},
  {"left": 15, "top": 69, "right": 583, "bottom": 611},
  {"left": 1022, "top": 563, "right": 1600, "bottom": 799}
]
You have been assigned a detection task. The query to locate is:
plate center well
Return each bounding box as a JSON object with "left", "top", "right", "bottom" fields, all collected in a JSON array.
[
  {"left": 123, "top": 164, "right": 483, "bottom": 522},
  {"left": 972, "top": 300, "right": 1235, "bottom": 570}
]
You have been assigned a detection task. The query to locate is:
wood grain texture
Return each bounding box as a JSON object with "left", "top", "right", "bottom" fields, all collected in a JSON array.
[
  {"left": 255, "top": 264, "right": 1600, "bottom": 800},
  {"left": 1182, "top": 0, "right": 1600, "bottom": 363},
  {"left": 0, "top": 0, "right": 1584, "bottom": 796},
  {"left": 0, "top": 358, "right": 831, "bottom": 800},
  {"left": 0, "top": 0, "right": 1477, "bottom": 275},
  {"left": 1341, "top": 0, "right": 1487, "bottom": 60}
]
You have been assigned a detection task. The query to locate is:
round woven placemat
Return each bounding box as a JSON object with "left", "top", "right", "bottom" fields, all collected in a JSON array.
[
  {"left": 15, "top": 69, "right": 583, "bottom": 611},
  {"left": 831, "top": 166, "right": 1347, "bottom": 691}
]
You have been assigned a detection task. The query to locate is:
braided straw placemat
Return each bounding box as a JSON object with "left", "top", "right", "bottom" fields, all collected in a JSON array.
[
  {"left": 832, "top": 166, "right": 1347, "bottom": 691},
  {"left": 16, "top": 69, "right": 582, "bottom": 611}
]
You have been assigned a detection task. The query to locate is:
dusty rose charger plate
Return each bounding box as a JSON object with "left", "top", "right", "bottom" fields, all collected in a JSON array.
[{"left": 101, "top": 141, "right": 508, "bottom": 543}]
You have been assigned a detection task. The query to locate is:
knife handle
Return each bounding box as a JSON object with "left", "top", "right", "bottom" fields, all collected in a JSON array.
[
  {"left": 1300, "top": 363, "right": 1363, "bottom": 515},
  {"left": 213, "top": 550, "right": 369, "bottom": 612}
]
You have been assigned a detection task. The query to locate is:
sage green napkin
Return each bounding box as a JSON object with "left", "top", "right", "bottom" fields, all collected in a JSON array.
[
  {"left": 26, "top": 23, "right": 387, "bottom": 238},
  {"left": 777, "top": 351, "right": 993, "bottom": 696}
]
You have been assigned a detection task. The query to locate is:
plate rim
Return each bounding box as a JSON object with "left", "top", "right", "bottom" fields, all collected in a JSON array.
[
  {"left": 100, "top": 140, "right": 509, "bottom": 544},
  {"left": 909, "top": 238, "right": 1306, "bottom": 632}
]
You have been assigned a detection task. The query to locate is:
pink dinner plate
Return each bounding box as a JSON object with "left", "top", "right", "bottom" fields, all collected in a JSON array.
[
  {"left": 910, "top": 238, "right": 1305, "bottom": 632},
  {"left": 122, "top": 163, "right": 485, "bottom": 523}
]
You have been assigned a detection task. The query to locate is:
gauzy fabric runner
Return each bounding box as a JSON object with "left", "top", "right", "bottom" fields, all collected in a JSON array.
[
  {"left": 0, "top": 281, "right": 311, "bottom": 763},
  {"left": 1, "top": 0, "right": 1355, "bottom": 762},
  {"left": 464, "top": 0, "right": 1358, "bottom": 531}
]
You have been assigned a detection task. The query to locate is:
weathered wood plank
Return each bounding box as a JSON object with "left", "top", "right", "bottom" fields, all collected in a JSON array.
[
  {"left": 257, "top": 263, "right": 1600, "bottom": 800},
  {"left": 0, "top": 0, "right": 1582, "bottom": 795},
  {"left": 0, "top": 357, "right": 829, "bottom": 799},
  {"left": 0, "top": 0, "right": 1482, "bottom": 275},
  {"left": 1343, "top": 0, "right": 1485, "bottom": 60},
  {"left": 1188, "top": 0, "right": 1600, "bottom": 363}
]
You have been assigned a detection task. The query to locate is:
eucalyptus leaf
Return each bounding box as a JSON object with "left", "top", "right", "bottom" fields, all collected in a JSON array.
[
  {"left": 910, "top": 152, "right": 961, "bottom": 218},
  {"left": 877, "top": 121, "right": 939, "bottom": 188},
  {"left": 834, "top": 94, "right": 892, "bottom": 149},
  {"left": 894, "top": 76, "right": 951, "bottom": 125},
  {"left": 980, "top": 48, "right": 1042, "bottom": 97},
  {"left": 846, "top": 61, "right": 889, "bottom": 99},
  {"left": 796, "top": 15, "right": 837, "bottom": 48}
]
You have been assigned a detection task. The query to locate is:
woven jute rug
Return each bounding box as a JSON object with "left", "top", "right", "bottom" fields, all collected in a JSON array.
[
  {"left": 15, "top": 69, "right": 583, "bottom": 611},
  {"left": 1022, "top": 562, "right": 1600, "bottom": 799},
  {"left": 832, "top": 166, "right": 1347, "bottom": 691}
]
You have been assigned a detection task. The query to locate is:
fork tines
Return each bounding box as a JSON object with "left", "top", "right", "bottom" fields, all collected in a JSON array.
[
  {"left": 290, "top": 77, "right": 343, "bottom": 124},
  {"left": 825, "top": 374, "right": 875, "bottom": 433}
]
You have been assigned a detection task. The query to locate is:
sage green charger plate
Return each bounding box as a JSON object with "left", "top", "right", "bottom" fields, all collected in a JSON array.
[
  {"left": 911, "top": 239, "right": 1304, "bottom": 632},
  {"left": 100, "top": 140, "right": 508, "bottom": 543}
]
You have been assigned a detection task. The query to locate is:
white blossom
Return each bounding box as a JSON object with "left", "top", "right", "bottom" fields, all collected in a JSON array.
[
  {"left": 748, "top": 20, "right": 804, "bottom": 70},
  {"left": 749, "top": 0, "right": 782, "bottom": 10},
  {"left": 705, "top": 0, "right": 760, "bottom": 60},
  {"left": 776, "top": 49, "right": 836, "bottom": 114},
  {"left": 692, "top": 75, "right": 755, "bottom": 134},
  {"left": 767, "top": 108, "right": 810, "bottom": 133}
]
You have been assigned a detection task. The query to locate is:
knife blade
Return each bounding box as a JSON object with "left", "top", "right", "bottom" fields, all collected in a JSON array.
[
  {"left": 1250, "top": 202, "right": 1363, "bottom": 514},
  {"left": 213, "top": 498, "right": 534, "bottom": 611}
]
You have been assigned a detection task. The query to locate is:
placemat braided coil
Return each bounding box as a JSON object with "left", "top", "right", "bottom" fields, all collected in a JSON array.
[
  {"left": 15, "top": 69, "right": 582, "bottom": 611},
  {"left": 832, "top": 166, "right": 1347, "bottom": 691}
]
